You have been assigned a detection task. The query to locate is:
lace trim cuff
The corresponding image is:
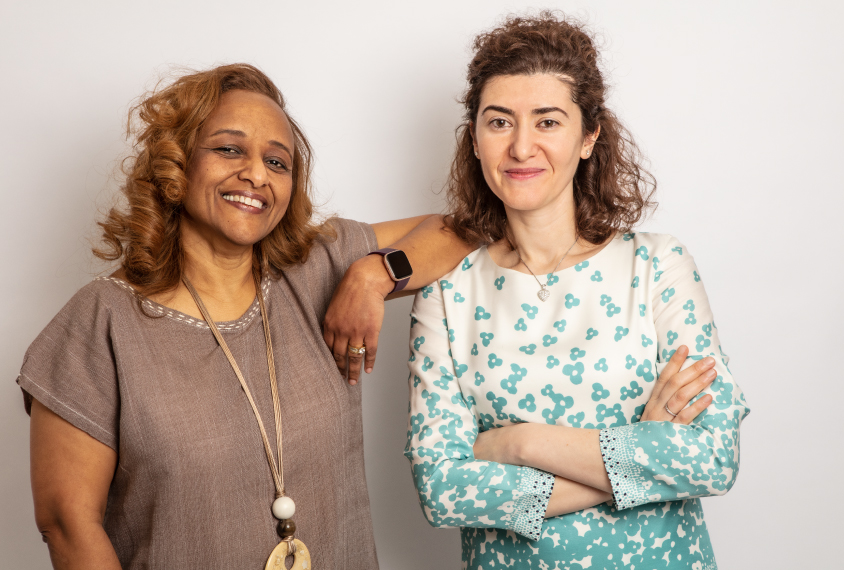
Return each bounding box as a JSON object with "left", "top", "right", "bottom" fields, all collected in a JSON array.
[
  {"left": 511, "top": 467, "right": 554, "bottom": 541},
  {"left": 599, "top": 425, "right": 647, "bottom": 511}
]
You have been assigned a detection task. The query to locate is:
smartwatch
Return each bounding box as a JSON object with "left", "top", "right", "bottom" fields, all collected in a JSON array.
[{"left": 370, "top": 248, "right": 413, "bottom": 293}]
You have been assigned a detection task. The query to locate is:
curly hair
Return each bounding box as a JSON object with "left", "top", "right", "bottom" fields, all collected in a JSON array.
[
  {"left": 446, "top": 12, "right": 656, "bottom": 246},
  {"left": 95, "top": 63, "right": 333, "bottom": 298}
]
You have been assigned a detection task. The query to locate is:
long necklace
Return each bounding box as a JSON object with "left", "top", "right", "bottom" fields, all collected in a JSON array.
[
  {"left": 183, "top": 276, "right": 312, "bottom": 570},
  {"left": 517, "top": 236, "right": 579, "bottom": 302}
]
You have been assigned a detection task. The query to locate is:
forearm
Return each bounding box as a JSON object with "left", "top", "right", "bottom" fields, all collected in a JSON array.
[
  {"left": 40, "top": 520, "right": 121, "bottom": 570},
  {"left": 372, "top": 214, "right": 476, "bottom": 295},
  {"left": 480, "top": 423, "right": 612, "bottom": 493},
  {"left": 545, "top": 476, "right": 612, "bottom": 518}
]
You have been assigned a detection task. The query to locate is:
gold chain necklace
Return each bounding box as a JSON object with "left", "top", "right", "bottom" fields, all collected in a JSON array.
[{"left": 183, "top": 276, "right": 312, "bottom": 570}]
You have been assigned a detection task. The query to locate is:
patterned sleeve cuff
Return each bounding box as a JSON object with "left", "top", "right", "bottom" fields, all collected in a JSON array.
[
  {"left": 599, "top": 425, "right": 648, "bottom": 511},
  {"left": 511, "top": 467, "right": 554, "bottom": 541}
]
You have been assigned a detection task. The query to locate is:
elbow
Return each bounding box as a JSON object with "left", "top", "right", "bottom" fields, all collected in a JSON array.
[
  {"left": 409, "top": 481, "right": 451, "bottom": 529},
  {"left": 34, "top": 499, "right": 103, "bottom": 553},
  {"left": 409, "top": 461, "right": 454, "bottom": 529},
  {"left": 34, "top": 509, "right": 71, "bottom": 552},
  {"left": 720, "top": 464, "right": 740, "bottom": 495},
  {"left": 706, "top": 460, "right": 740, "bottom": 498},
  {"left": 34, "top": 503, "right": 64, "bottom": 543},
  {"left": 418, "top": 491, "right": 457, "bottom": 530}
]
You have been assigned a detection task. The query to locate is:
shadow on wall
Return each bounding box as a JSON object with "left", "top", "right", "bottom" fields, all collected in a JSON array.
[{"left": 362, "top": 296, "right": 462, "bottom": 569}]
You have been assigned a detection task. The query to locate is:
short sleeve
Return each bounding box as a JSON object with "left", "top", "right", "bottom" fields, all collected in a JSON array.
[
  {"left": 301, "top": 218, "right": 377, "bottom": 317},
  {"left": 16, "top": 284, "right": 120, "bottom": 450},
  {"left": 322, "top": 218, "right": 378, "bottom": 270}
]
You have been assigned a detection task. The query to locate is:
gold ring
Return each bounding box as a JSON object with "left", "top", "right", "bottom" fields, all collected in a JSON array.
[{"left": 348, "top": 344, "right": 366, "bottom": 356}]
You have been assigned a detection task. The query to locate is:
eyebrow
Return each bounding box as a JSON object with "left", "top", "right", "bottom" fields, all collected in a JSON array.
[
  {"left": 481, "top": 105, "right": 569, "bottom": 118},
  {"left": 209, "top": 129, "right": 292, "bottom": 155}
]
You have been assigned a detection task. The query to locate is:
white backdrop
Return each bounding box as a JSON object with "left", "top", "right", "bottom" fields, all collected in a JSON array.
[{"left": 2, "top": 1, "right": 842, "bottom": 568}]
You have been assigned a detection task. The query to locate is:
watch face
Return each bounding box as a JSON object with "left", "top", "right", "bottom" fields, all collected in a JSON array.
[{"left": 385, "top": 250, "right": 413, "bottom": 280}]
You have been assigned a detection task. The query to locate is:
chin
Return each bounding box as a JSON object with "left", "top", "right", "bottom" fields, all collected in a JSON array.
[
  {"left": 222, "top": 229, "right": 271, "bottom": 248},
  {"left": 500, "top": 196, "right": 551, "bottom": 213}
]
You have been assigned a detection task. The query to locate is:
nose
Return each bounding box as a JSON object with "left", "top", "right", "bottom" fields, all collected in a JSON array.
[
  {"left": 510, "top": 123, "right": 537, "bottom": 162},
  {"left": 238, "top": 154, "right": 269, "bottom": 188}
]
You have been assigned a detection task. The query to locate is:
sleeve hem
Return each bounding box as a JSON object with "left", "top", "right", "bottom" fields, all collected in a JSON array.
[
  {"left": 599, "top": 425, "right": 645, "bottom": 511},
  {"left": 17, "top": 373, "right": 118, "bottom": 451},
  {"left": 510, "top": 467, "right": 554, "bottom": 541}
]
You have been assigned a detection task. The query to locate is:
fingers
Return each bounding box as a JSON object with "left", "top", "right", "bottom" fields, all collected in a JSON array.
[
  {"left": 662, "top": 355, "right": 716, "bottom": 402},
  {"left": 673, "top": 393, "right": 713, "bottom": 425},
  {"left": 331, "top": 336, "right": 349, "bottom": 377},
  {"left": 363, "top": 338, "right": 378, "bottom": 375},
  {"left": 651, "top": 345, "right": 689, "bottom": 400},
  {"left": 346, "top": 338, "right": 366, "bottom": 386},
  {"left": 664, "top": 367, "right": 716, "bottom": 419}
]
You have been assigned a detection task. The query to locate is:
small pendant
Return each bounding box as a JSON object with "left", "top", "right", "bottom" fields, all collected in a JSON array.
[
  {"left": 265, "top": 539, "right": 311, "bottom": 570},
  {"left": 537, "top": 287, "right": 550, "bottom": 302}
]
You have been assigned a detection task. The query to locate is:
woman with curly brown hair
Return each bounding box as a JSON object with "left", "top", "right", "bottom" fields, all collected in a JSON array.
[
  {"left": 405, "top": 13, "right": 748, "bottom": 569},
  {"left": 17, "top": 64, "right": 473, "bottom": 569}
]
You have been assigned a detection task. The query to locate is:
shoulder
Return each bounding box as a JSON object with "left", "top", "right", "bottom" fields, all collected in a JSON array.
[
  {"left": 424, "top": 247, "right": 489, "bottom": 294},
  {"left": 621, "top": 232, "right": 687, "bottom": 256},
  {"left": 413, "top": 247, "right": 490, "bottom": 314},
  {"left": 318, "top": 218, "right": 377, "bottom": 252},
  {"left": 618, "top": 232, "right": 696, "bottom": 271},
  {"left": 50, "top": 277, "right": 138, "bottom": 321}
]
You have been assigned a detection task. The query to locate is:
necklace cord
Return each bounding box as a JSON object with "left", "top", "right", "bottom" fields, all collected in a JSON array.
[
  {"left": 182, "top": 277, "right": 286, "bottom": 499},
  {"left": 518, "top": 235, "right": 579, "bottom": 287}
]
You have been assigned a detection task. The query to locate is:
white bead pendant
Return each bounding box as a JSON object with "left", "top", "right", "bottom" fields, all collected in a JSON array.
[{"left": 272, "top": 496, "right": 296, "bottom": 520}]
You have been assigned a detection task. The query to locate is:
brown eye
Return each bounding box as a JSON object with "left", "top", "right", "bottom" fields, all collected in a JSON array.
[
  {"left": 266, "top": 158, "right": 289, "bottom": 172},
  {"left": 214, "top": 146, "right": 241, "bottom": 155}
]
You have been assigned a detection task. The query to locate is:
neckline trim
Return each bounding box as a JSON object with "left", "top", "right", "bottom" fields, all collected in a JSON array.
[{"left": 97, "top": 276, "right": 271, "bottom": 332}]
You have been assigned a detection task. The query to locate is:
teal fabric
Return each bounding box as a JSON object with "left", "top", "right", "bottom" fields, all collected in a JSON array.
[{"left": 404, "top": 233, "right": 749, "bottom": 569}]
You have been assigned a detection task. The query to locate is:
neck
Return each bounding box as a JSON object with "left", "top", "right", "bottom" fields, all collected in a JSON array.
[
  {"left": 505, "top": 191, "right": 578, "bottom": 274},
  {"left": 180, "top": 226, "right": 256, "bottom": 305}
]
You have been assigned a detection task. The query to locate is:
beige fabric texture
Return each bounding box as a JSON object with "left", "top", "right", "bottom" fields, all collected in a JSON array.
[{"left": 17, "top": 218, "right": 380, "bottom": 570}]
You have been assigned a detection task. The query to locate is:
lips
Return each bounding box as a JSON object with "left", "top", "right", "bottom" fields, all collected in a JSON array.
[
  {"left": 505, "top": 168, "right": 545, "bottom": 180},
  {"left": 221, "top": 191, "right": 268, "bottom": 211}
]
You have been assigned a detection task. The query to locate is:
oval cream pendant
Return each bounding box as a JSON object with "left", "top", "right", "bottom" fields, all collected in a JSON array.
[{"left": 265, "top": 539, "right": 311, "bottom": 570}]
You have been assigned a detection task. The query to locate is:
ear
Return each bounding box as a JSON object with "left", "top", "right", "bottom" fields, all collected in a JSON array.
[
  {"left": 581, "top": 125, "right": 600, "bottom": 159},
  {"left": 470, "top": 122, "right": 479, "bottom": 158}
]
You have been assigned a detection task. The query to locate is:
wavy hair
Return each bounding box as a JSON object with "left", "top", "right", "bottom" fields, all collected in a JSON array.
[
  {"left": 446, "top": 12, "right": 656, "bottom": 246},
  {"left": 95, "top": 63, "right": 332, "bottom": 297}
]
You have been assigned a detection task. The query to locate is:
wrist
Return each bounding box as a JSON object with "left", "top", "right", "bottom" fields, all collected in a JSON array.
[
  {"left": 351, "top": 255, "right": 395, "bottom": 299},
  {"left": 505, "top": 423, "right": 531, "bottom": 465},
  {"left": 512, "top": 423, "right": 549, "bottom": 466}
]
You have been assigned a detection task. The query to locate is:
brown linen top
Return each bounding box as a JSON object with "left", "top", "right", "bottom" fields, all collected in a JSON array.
[{"left": 17, "top": 218, "right": 380, "bottom": 570}]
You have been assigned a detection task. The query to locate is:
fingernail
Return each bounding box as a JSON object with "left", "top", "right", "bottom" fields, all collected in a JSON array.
[
  {"left": 349, "top": 380, "right": 357, "bottom": 386},
  {"left": 706, "top": 370, "right": 717, "bottom": 381},
  {"left": 703, "top": 357, "right": 715, "bottom": 367},
  {"left": 365, "top": 367, "right": 372, "bottom": 373}
]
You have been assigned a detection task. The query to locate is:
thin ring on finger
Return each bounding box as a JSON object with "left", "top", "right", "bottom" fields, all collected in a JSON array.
[
  {"left": 664, "top": 403, "right": 678, "bottom": 418},
  {"left": 348, "top": 344, "right": 366, "bottom": 356}
]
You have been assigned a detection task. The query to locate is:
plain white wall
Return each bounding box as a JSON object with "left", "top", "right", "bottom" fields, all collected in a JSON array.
[{"left": 2, "top": 1, "right": 842, "bottom": 568}]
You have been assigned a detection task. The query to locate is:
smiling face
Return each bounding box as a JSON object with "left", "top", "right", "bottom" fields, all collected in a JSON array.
[
  {"left": 182, "top": 89, "right": 295, "bottom": 253},
  {"left": 473, "top": 73, "right": 597, "bottom": 215}
]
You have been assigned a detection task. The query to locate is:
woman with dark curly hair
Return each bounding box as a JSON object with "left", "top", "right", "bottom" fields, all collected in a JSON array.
[
  {"left": 405, "top": 13, "right": 748, "bottom": 569},
  {"left": 17, "top": 64, "right": 473, "bottom": 569}
]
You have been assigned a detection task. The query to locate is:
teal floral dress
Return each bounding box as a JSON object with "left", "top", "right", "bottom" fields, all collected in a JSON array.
[{"left": 404, "top": 233, "right": 749, "bottom": 569}]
